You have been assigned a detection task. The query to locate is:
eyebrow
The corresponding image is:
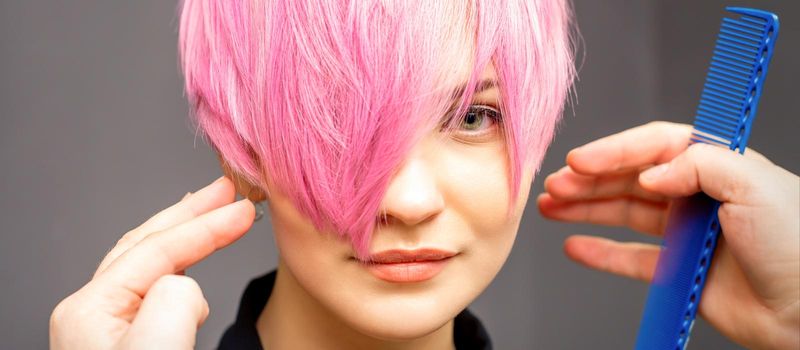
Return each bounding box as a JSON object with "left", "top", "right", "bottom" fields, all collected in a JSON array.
[
  {"left": 450, "top": 79, "right": 498, "bottom": 98},
  {"left": 474, "top": 79, "right": 498, "bottom": 94}
]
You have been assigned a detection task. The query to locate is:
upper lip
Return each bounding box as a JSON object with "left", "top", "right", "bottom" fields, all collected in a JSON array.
[{"left": 365, "top": 248, "right": 457, "bottom": 264}]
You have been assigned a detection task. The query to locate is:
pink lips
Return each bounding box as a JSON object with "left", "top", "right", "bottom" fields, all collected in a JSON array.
[{"left": 360, "top": 249, "right": 457, "bottom": 283}]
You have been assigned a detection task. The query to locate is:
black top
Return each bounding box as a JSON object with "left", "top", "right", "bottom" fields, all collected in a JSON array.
[{"left": 217, "top": 270, "right": 493, "bottom": 350}]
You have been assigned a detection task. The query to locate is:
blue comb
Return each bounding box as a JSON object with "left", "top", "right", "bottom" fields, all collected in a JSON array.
[{"left": 634, "top": 7, "right": 779, "bottom": 350}]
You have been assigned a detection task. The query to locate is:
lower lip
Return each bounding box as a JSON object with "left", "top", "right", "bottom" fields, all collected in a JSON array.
[{"left": 363, "top": 258, "right": 452, "bottom": 283}]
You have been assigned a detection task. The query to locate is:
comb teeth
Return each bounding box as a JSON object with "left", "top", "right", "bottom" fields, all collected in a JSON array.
[{"left": 690, "top": 8, "right": 778, "bottom": 153}]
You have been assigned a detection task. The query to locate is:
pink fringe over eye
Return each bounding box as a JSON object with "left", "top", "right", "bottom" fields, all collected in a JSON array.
[{"left": 178, "top": 0, "right": 577, "bottom": 258}]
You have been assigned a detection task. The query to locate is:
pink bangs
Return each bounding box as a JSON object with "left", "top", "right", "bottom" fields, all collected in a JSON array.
[{"left": 178, "top": 0, "right": 576, "bottom": 258}]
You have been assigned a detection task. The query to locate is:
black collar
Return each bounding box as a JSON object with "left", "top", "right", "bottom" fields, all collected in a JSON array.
[{"left": 217, "top": 270, "right": 493, "bottom": 350}]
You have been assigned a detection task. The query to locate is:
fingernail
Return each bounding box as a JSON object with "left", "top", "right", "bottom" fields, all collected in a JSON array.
[
  {"left": 181, "top": 192, "right": 193, "bottom": 201},
  {"left": 641, "top": 163, "right": 669, "bottom": 182}
]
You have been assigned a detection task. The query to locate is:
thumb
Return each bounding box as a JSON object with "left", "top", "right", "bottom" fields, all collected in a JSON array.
[
  {"left": 638, "top": 143, "right": 767, "bottom": 204},
  {"left": 123, "top": 274, "right": 209, "bottom": 349}
]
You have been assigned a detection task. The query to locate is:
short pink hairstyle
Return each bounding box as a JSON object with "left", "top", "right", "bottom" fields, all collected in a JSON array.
[{"left": 178, "top": 0, "right": 576, "bottom": 258}]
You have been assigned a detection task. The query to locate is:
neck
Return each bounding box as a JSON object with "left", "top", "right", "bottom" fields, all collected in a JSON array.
[{"left": 256, "top": 259, "right": 456, "bottom": 350}]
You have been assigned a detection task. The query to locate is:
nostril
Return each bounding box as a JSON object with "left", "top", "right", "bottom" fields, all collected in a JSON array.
[{"left": 379, "top": 201, "right": 443, "bottom": 227}]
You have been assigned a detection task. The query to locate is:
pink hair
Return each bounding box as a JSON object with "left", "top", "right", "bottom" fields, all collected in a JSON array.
[{"left": 178, "top": 0, "right": 576, "bottom": 258}]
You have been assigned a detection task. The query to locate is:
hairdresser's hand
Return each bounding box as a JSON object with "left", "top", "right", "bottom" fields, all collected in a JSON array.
[
  {"left": 49, "top": 177, "right": 255, "bottom": 350},
  {"left": 538, "top": 121, "right": 799, "bottom": 350}
]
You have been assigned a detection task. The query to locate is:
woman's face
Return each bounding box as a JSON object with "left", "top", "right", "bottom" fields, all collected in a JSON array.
[{"left": 263, "top": 63, "right": 534, "bottom": 340}]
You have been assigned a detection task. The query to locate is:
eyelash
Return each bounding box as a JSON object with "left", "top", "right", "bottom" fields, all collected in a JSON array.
[{"left": 448, "top": 104, "right": 503, "bottom": 140}]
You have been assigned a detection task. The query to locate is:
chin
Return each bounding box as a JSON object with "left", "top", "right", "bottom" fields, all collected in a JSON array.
[
  {"left": 359, "top": 322, "right": 449, "bottom": 341},
  {"left": 336, "top": 287, "right": 471, "bottom": 341}
]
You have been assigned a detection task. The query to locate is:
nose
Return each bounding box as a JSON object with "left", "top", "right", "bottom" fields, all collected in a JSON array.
[{"left": 378, "top": 154, "right": 445, "bottom": 227}]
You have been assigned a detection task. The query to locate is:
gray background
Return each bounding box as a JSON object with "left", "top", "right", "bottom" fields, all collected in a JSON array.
[{"left": 1, "top": 1, "right": 797, "bottom": 349}]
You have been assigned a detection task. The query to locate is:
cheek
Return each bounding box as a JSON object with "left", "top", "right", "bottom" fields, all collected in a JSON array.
[
  {"left": 267, "top": 190, "right": 471, "bottom": 339},
  {"left": 269, "top": 194, "right": 321, "bottom": 262},
  {"left": 437, "top": 141, "right": 520, "bottom": 236},
  {"left": 435, "top": 140, "right": 530, "bottom": 284},
  {"left": 262, "top": 137, "right": 535, "bottom": 340},
  {"left": 266, "top": 190, "right": 350, "bottom": 290}
]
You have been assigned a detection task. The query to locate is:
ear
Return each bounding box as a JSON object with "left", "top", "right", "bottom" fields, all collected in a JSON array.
[{"left": 217, "top": 154, "right": 269, "bottom": 202}]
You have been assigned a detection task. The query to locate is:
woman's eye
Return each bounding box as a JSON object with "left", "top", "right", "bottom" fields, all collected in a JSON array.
[{"left": 458, "top": 105, "right": 501, "bottom": 133}]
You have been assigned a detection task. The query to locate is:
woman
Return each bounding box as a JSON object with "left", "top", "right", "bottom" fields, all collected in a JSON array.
[{"left": 49, "top": 0, "right": 799, "bottom": 349}]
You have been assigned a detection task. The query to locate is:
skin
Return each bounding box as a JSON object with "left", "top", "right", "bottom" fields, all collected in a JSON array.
[
  {"left": 50, "top": 62, "right": 538, "bottom": 349},
  {"left": 47, "top": 120, "right": 798, "bottom": 349},
  {"left": 50, "top": 176, "right": 254, "bottom": 349},
  {"left": 234, "top": 64, "right": 534, "bottom": 349},
  {"left": 539, "top": 121, "right": 799, "bottom": 350}
]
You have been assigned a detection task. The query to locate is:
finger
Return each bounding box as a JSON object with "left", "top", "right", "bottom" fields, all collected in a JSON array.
[
  {"left": 567, "top": 121, "right": 693, "bottom": 175},
  {"left": 93, "top": 176, "right": 236, "bottom": 278},
  {"left": 124, "top": 274, "right": 209, "bottom": 349},
  {"left": 137, "top": 176, "right": 236, "bottom": 234},
  {"left": 742, "top": 147, "right": 773, "bottom": 164},
  {"left": 567, "top": 121, "right": 771, "bottom": 175},
  {"left": 638, "top": 143, "right": 779, "bottom": 204},
  {"left": 93, "top": 198, "right": 255, "bottom": 298},
  {"left": 543, "top": 165, "right": 667, "bottom": 202},
  {"left": 563, "top": 235, "right": 660, "bottom": 282},
  {"left": 537, "top": 193, "right": 669, "bottom": 236}
]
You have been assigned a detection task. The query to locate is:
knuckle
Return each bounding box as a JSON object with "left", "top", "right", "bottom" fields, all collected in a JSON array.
[
  {"left": 686, "top": 142, "right": 706, "bottom": 154},
  {"left": 49, "top": 299, "right": 70, "bottom": 327},
  {"left": 50, "top": 292, "right": 86, "bottom": 329},
  {"left": 645, "top": 120, "right": 669, "bottom": 129},
  {"left": 642, "top": 121, "right": 670, "bottom": 138},
  {"left": 196, "top": 219, "right": 220, "bottom": 248},
  {"left": 685, "top": 142, "right": 712, "bottom": 161},
  {"left": 645, "top": 120, "right": 688, "bottom": 133},
  {"left": 200, "top": 298, "right": 211, "bottom": 323},
  {"left": 115, "top": 229, "right": 140, "bottom": 247},
  {"left": 727, "top": 167, "right": 767, "bottom": 204},
  {"left": 152, "top": 274, "right": 203, "bottom": 297},
  {"left": 115, "top": 235, "right": 131, "bottom": 248},
  {"left": 723, "top": 178, "right": 748, "bottom": 202},
  {"left": 151, "top": 275, "right": 209, "bottom": 319}
]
